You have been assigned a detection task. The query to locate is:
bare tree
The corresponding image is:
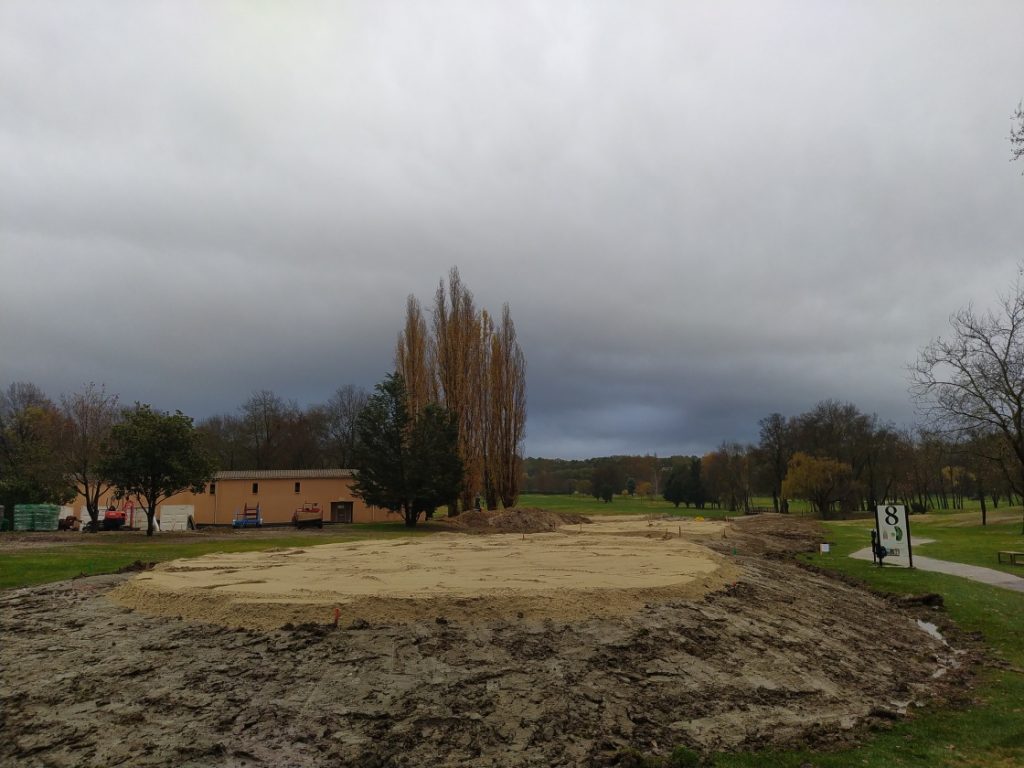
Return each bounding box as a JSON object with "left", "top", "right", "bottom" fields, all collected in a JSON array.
[
  {"left": 60, "top": 383, "right": 119, "bottom": 528},
  {"left": 239, "top": 390, "right": 298, "bottom": 469},
  {"left": 757, "top": 413, "right": 793, "bottom": 512},
  {"left": 702, "top": 443, "right": 754, "bottom": 512},
  {"left": 322, "top": 385, "right": 369, "bottom": 468},
  {"left": 431, "top": 267, "right": 484, "bottom": 513},
  {"left": 486, "top": 304, "right": 527, "bottom": 508},
  {"left": 393, "top": 268, "right": 528, "bottom": 513},
  {"left": 912, "top": 270, "right": 1024, "bottom": 530},
  {"left": 1012, "top": 100, "right": 1024, "bottom": 169},
  {"left": 395, "top": 295, "right": 434, "bottom": 416},
  {"left": 196, "top": 414, "right": 247, "bottom": 471}
]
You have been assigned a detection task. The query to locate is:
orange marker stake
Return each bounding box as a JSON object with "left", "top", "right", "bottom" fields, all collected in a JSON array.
[{"left": 333, "top": 607, "right": 341, "bottom": 627}]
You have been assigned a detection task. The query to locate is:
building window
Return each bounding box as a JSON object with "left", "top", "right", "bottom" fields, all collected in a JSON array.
[
  {"left": 210, "top": 483, "right": 216, "bottom": 496},
  {"left": 294, "top": 481, "right": 301, "bottom": 494},
  {"left": 252, "top": 482, "right": 259, "bottom": 494}
]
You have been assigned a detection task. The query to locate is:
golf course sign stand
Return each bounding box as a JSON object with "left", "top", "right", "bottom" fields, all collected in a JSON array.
[{"left": 872, "top": 503, "right": 914, "bottom": 568}]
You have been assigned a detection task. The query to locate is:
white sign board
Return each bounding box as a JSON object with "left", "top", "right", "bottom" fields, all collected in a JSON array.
[{"left": 875, "top": 504, "right": 913, "bottom": 568}]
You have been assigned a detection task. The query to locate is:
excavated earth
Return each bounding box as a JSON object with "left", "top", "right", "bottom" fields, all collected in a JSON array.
[{"left": 0, "top": 514, "right": 971, "bottom": 767}]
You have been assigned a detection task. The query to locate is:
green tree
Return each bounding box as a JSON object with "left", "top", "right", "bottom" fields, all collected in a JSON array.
[
  {"left": 682, "top": 457, "right": 706, "bottom": 509},
  {"left": 0, "top": 382, "right": 73, "bottom": 523},
  {"left": 662, "top": 468, "right": 685, "bottom": 508},
  {"left": 781, "top": 452, "right": 853, "bottom": 519},
  {"left": 591, "top": 462, "right": 619, "bottom": 503},
  {"left": 99, "top": 404, "right": 216, "bottom": 536},
  {"left": 352, "top": 373, "right": 463, "bottom": 527}
]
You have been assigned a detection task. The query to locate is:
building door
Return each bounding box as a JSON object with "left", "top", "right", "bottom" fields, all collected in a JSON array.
[{"left": 330, "top": 501, "right": 354, "bottom": 523}]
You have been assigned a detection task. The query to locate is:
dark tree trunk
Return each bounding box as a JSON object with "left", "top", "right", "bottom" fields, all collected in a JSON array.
[
  {"left": 146, "top": 490, "right": 158, "bottom": 536},
  {"left": 86, "top": 499, "right": 100, "bottom": 532}
]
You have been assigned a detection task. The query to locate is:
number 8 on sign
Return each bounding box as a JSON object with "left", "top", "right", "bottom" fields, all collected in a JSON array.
[{"left": 875, "top": 504, "right": 913, "bottom": 568}]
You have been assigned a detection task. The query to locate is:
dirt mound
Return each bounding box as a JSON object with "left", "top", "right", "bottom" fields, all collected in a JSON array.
[
  {"left": 0, "top": 557, "right": 969, "bottom": 767},
  {"left": 724, "top": 513, "right": 825, "bottom": 555},
  {"left": 441, "top": 507, "right": 590, "bottom": 533}
]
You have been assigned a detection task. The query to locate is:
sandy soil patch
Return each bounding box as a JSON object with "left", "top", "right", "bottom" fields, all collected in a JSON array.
[
  {"left": 577, "top": 514, "right": 727, "bottom": 538},
  {"left": 0, "top": 515, "right": 974, "bottom": 767},
  {"left": 110, "top": 527, "right": 740, "bottom": 628}
]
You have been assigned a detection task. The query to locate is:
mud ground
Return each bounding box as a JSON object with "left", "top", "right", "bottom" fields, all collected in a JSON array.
[{"left": 1, "top": 515, "right": 968, "bottom": 768}]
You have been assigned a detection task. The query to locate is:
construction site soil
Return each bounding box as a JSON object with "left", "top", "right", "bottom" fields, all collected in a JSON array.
[{"left": 1, "top": 514, "right": 972, "bottom": 767}]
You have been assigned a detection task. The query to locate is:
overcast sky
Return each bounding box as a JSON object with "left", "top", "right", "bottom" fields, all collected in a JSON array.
[{"left": 2, "top": 2, "right": 1023, "bottom": 458}]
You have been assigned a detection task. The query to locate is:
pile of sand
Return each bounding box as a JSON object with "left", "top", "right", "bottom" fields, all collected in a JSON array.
[
  {"left": 441, "top": 507, "right": 590, "bottom": 532},
  {"left": 110, "top": 524, "right": 739, "bottom": 629}
]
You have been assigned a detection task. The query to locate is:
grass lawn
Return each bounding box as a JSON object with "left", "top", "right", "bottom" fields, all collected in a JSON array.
[
  {"left": 825, "top": 508, "right": 1024, "bottom": 577},
  {"left": 0, "top": 523, "right": 431, "bottom": 591},
  {"left": 518, "top": 493, "right": 816, "bottom": 517},
  {"left": 518, "top": 493, "right": 740, "bottom": 519}
]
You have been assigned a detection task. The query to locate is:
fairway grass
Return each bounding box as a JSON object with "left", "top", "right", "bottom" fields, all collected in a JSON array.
[{"left": 517, "top": 493, "right": 742, "bottom": 518}]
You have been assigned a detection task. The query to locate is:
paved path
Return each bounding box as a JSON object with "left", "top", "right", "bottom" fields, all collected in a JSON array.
[{"left": 849, "top": 538, "right": 1024, "bottom": 593}]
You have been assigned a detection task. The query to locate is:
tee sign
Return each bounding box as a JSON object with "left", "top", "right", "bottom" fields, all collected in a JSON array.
[{"left": 875, "top": 504, "right": 913, "bottom": 568}]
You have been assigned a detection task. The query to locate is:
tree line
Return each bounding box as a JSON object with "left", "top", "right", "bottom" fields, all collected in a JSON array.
[
  {"left": 0, "top": 382, "right": 213, "bottom": 535},
  {"left": 8, "top": 254, "right": 1024, "bottom": 530},
  {"left": 195, "top": 385, "right": 369, "bottom": 472},
  {"left": 523, "top": 398, "right": 1024, "bottom": 522},
  {"left": 0, "top": 267, "right": 528, "bottom": 530}
]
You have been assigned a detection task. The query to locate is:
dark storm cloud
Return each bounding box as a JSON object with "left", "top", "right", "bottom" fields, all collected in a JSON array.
[{"left": 2, "top": 1, "right": 1023, "bottom": 457}]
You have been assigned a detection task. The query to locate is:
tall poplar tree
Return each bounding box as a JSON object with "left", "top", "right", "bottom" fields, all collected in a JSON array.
[{"left": 394, "top": 268, "right": 527, "bottom": 514}]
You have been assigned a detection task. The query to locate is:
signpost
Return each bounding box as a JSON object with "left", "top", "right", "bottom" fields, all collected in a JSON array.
[{"left": 874, "top": 504, "right": 913, "bottom": 568}]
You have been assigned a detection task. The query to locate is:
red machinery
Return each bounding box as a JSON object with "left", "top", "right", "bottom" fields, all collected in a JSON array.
[
  {"left": 101, "top": 500, "right": 133, "bottom": 531},
  {"left": 292, "top": 502, "right": 324, "bottom": 529}
]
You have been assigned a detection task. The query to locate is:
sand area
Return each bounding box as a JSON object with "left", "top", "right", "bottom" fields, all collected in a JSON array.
[{"left": 110, "top": 517, "right": 739, "bottom": 628}]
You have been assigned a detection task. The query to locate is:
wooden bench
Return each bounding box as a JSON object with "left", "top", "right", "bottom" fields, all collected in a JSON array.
[{"left": 997, "top": 551, "right": 1024, "bottom": 566}]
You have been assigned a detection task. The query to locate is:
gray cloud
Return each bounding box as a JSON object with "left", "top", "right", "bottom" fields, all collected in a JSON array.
[{"left": 2, "top": 1, "right": 1023, "bottom": 457}]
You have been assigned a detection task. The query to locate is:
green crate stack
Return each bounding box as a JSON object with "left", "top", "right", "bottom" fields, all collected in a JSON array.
[{"left": 12, "top": 504, "right": 61, "bottom": 531}]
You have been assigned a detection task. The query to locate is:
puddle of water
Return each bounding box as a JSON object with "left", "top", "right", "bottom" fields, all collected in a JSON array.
[{"left": 916, "top": 618, "right": 948, "bottom": 646}]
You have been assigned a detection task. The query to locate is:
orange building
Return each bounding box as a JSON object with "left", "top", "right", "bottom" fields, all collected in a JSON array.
[{"left": 75, "top": 469, "right": 389, "bottom": 527}]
